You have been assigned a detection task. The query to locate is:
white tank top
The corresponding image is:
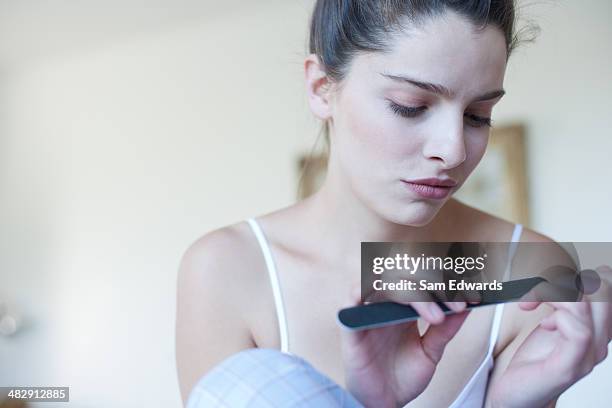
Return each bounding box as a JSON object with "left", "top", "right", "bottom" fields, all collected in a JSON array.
[{"left": 247, "top": 218, "right": 523, "bottom": 408}]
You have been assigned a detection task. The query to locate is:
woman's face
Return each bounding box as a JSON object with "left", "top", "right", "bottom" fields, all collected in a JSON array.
[{"left": 326, "top": 11, "right": 508, "bottom": 226}]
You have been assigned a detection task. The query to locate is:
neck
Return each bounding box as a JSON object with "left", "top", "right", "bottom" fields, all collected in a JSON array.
[{"left": 300, "top": 167, "right": 457, "bottom": 267}]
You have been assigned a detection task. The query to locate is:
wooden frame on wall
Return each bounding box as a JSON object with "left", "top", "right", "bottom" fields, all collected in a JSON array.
[{"left": 454, "top": 124, "right": 530, "bottom": 226}]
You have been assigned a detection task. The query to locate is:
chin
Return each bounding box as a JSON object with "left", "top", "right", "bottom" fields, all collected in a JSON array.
[{"left": 384, "top": 200, "right": 444, "bottom": 227}]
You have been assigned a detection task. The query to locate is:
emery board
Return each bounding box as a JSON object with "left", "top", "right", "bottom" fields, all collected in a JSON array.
[{"left": 337, "top": 277, "right": 547, "bottom": 331}]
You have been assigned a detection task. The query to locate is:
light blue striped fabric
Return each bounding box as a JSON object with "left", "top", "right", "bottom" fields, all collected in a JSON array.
[{"left": 186, "top": 348, "right": 363, "bottom": 408}]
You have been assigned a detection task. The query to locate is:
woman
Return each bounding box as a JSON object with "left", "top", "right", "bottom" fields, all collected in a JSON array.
[{"left": 176, "top": 1, "right": 611, "bottom": 407}]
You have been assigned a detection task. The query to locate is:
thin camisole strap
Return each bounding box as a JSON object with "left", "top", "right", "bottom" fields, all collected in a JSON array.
[
  {"left": 247, "top": 218, "right": 290, "bottom": 354},
  {"left": 487, "top": 223, "right": 523, "bottom": 354},
  {"left": 449, "top": 223, "right": 523, "bottom": 407}
]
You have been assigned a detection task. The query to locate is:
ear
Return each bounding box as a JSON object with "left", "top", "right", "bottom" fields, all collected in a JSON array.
[{"left": 304, "top": 54, "right": 334, "bottom": 121}]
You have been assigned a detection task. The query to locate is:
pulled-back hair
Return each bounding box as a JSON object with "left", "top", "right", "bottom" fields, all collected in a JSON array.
[{"left": 309, "top": 0, "right": 537, "bottom": 82}]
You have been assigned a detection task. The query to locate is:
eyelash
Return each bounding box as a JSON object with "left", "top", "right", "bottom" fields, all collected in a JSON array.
[{"left": 387, "top": 101, "right": 493, "bottom": 128}]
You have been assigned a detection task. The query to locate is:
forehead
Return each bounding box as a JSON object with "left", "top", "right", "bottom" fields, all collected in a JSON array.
[{"left": 350, "top": 11, "right": 508, "bottom": 97}]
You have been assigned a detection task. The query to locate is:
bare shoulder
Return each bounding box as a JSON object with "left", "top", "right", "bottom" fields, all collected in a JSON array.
[
  {"left": 448, "top": 201, "right": 567, "bottom": 351},
  {"left": 456, "top": 202, "right": 573, "bottom": 278},
  {"left": 179, "top": 221, "right": 263, "bottom": 282},
  {"left": 175, "top": 220, "right": 266, "bottom": 403},
  {"left": 176, "top": 221, "right": 266, "bottom": 315},
  {"left": 453, "top": 202, "right": 573, "bottom": 269}
]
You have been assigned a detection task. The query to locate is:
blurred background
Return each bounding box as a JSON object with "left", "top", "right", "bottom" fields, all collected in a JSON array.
[{"left": 1, "top": 0, "right": 610, "bottom": 406}]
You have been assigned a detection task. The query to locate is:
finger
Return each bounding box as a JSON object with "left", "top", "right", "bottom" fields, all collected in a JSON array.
[
  {"left": 444, "top": 301, "right": 467, "bottom": 312},
  {"left": 519, "top": 301, "right": 542, "bottom": 311},
  {"left": 539, "top": 309, "right": 592, "bottom": 348},
  {"left": 411, "top": 302, "right": 445, "bottom": 325},
  {"left": 539, "top": 309, "right": 595, "bottom": 377},
  {"left": 540, "top": 302, "right": 596, "bottom": 364},
  {"left": 421, "top": 311, "right": 470, "bottom": 363},
  {"left": 589, "top": 297, "right": 611, "bottom": 362},
  {"left": 545, "top": 301, "right": 593, "bottom": 324},
  {"left": 389, "top": 288, "right": 446, "bottom": 324},
  {"left": 589, "top": 269, "right": 612, "bottom": 341}
]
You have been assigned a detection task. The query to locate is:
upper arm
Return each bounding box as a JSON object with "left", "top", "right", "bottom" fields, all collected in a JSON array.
[{"left": 175, "top": 228, "right": 255, "bottom": 405}]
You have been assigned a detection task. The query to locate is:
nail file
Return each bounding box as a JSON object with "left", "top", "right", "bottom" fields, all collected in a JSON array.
[{"left": 337, "top": 277, "right": 547, "bottom": 331}]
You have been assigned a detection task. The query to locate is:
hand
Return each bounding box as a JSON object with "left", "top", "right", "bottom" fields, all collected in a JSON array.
[
  {"left": 339, "top": 284, "right": 469, "bottom": 408},
  {"left": 487, "top": 265, "right": 612, "bottom": 408}
]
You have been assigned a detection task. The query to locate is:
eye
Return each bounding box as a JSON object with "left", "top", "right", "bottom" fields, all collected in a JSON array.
[
  {"left": 387, "top": 100, "right": 427, "bottom": 118},
  {"left": 465, "top": 112, "right": 493, "bottom": 128}
]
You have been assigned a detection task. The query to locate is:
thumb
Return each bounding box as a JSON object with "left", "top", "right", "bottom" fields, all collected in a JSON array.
[{"left": 420, "top": 311, "right": 469, "bottom": 363}]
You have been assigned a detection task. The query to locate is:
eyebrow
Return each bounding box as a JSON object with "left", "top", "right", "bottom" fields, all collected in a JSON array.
[{"left": 380, "top": 72, "right": 506, "bottom": 102}]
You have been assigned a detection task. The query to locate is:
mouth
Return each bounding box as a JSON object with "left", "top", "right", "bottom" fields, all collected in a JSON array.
[{"left": 401, "top": 177, "right": 457, "bottom": 200}]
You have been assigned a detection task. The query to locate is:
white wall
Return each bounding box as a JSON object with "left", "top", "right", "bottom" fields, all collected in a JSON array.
[
  {"left": 0, "top": 1, "right": 317, "bottom": 406},
  {"left": 0, "top": 1, "right": 610, "bottom": 407},
  {"left": 500, "top": 0, "right": 612, "bottom": 242}
]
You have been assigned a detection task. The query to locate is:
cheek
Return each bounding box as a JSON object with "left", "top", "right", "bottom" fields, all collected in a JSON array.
[
  {"left": 463, "top": 132, "right": 490, "bottom": 173},
  {"left": 335, "top": 93, "right": 420, "bottom": 175}
]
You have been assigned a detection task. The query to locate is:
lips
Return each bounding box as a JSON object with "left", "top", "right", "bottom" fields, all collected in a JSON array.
[
  {"left": 401, "top": 177, "right": 457, "bottom": 199},
  {"left": 405, "top": 177, "right": 457, "bottom": 187}
]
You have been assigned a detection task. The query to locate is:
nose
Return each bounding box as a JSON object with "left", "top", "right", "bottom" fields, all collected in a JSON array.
[{"left": 422, "top": 111, "right": 467, "bottom": 169}]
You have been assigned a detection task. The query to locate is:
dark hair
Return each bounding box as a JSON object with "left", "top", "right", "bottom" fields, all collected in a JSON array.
[{"left": 309, "top": 0, "right": 538, "bottom": 82}]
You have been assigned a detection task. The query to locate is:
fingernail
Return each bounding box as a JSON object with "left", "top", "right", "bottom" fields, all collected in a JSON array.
[
  {"left": 450, "top": 302, "right": 466, "bottom": 312},
  {"left": 429, "top": 303, "right": 444, "bottom": 321}
]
